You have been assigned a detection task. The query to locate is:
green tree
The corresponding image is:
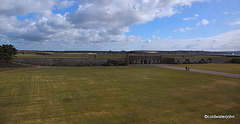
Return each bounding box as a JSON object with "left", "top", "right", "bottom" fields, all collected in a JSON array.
[{"left": 0, "top": 44, "right": 17, "bottom": 62}]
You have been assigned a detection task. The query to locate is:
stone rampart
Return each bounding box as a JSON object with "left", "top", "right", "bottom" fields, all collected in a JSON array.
[{"left": 13, "top": 58, "right": 125, "bottom": 66}]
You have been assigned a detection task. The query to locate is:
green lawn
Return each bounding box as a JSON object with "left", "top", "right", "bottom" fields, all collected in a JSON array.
[
  {"left": 0, "top": 66, "right": 239, "bottom": 123},
  {"left": 0, "top": 62, "right": 33, "bottom": 71},
  {"left": 15, "top": 53, "right": 125, "bottom": 58},
  {"left": 171, "top": 64, "right": 240, "bottom": 74},
  {"left": 0, "top": 67, "right": 33, "bottom": 72}
]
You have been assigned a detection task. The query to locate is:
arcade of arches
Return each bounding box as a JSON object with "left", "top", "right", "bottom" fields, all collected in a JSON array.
[{"left": 128, "top": 56, "right": 163, "bottom": 64}]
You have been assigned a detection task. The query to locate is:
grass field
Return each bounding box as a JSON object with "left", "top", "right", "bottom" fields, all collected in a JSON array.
[
  {"left": 171, "top": 64, "right": 240, "bottom": 74},
  {"left": 15, "top": 53, "right": 125, "bottom": 59},
  {"left": 0, "top": 62, "right": 33, "bottom": 72},
  {"left": 0, "top": 66, "right": 239, "bottom": 123},
  {"left": 0, "top": 67, "right": 33, "bottom": 72}
]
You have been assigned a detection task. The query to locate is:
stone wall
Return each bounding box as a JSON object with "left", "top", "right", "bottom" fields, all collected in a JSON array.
[
  {"left": 13, "top": 57, "right": 238, "bottom": 66},
  {"left": 13, "top": 58, "right": 125, "bottom": 66}
]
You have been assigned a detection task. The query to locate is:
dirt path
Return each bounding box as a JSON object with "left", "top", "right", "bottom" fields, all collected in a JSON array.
[{"left": 130, "top": 64, "right": 240, "bottom": 79}]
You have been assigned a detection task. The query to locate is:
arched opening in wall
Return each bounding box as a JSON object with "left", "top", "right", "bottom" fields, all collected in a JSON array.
[
  {"left": 144, "top": 59, "right": 148, "bottom": 64},
  {"left": 149, "top": 60, "right": 151, "bottom": 64},
  {"left": 129, "top": 60, "right": 132, "bottom": 64},
  {"left": 141, "top": 60, "right": 143, "bottom": 64}
]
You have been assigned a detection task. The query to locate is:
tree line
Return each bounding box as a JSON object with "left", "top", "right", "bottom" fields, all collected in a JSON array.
[{"left": 0, "top": 44, "right": 17, "bottom": 62}]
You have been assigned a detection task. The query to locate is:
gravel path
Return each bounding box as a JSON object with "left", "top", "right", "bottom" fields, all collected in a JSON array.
[{"left": 130, "top": 64, "right": 240, "bottom": 79}]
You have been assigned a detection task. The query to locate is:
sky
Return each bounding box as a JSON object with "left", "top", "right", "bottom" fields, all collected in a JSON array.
[{"left": 0, "top": 0, "right": 240, "bottom": 51}]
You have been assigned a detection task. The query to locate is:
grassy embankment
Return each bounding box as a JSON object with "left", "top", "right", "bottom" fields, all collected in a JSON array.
[
  {"left": 15, "top": 53, "right": 125, "bottom": 58},
  {"left": 171, "top": 64, "right": 240, "bottom": 74},
  {"left": 0, "top": 66, "right": 239, "bottom": 123},
  {"left": 0, "top": 62, "right": 34, "bottom": 72}
]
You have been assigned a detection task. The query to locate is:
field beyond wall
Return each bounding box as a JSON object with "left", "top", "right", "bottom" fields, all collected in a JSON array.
[{"left": 0, "top": 66, "right": 239, "bottom": 123}]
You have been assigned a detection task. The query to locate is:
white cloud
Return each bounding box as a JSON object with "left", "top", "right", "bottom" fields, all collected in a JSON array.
[
  {"left": 174, "top": 27, "right": 192, "bottom": 32},
  {"left": 3, "top": 0, "right": 234, "bottom": 51},
  {"left": 58, "top": 0, "right": 76, "bottom": 9},
  {"left": 146, "top": 39, "right": 152, "bottom": 43},
  {"left": 156, "top": 8, "right": 178, "bottom": 18},
  {"left": 146, "top": 30, "right": 240, "bottom": 51},
  {"left": 202, "top": 19, "right": 209, "bottom": 25},
  {"left": 233, "top": 11, "right": 240, "bottom": 15},
  {"left": 152, "top": 35, "right": 160, "bottom": 40},
  {"left": 0, "top": 0, "right": 206, "bottom": 44},
  {"left": 104, "top": 30, "right": 240, "bottom": 51},
  {"left": 68, "top": 0, "right": 205, "bottom": 29},
  {"left": 196, "top": 19, "right": 215, "bottom": 26},
  {"left": 223, "top": 11, "right": 240, "bottom": 15},
  {"left": 195, "top": 14, "right": 199, "bottom": 17},
  {"left": 0, "top": 13, "right": 143, "bottom": 46},
  {"left": 183, "top": 14, "right": 199, "bottom": 21},
  {"left": 152, "top": 30, "right": 160, "bottom": 34},
  {"left": 223, "top": 12, "right": 229, "bottom": 15},
  {"left": 231, "top": 19, "right": 240, "bottom": 25},
  {"left": 152, "top": 35, "right": 156, "bottom": 39},
  {"left": 0, "top": 0, "right": 57, "bottom": 17}
]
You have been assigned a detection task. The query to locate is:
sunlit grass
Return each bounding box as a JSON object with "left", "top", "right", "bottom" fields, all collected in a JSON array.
[
  {"left": 0, "top": 66, "right": 239, "bottom": 123},
  {"left": 0, "top": 67, "right": 33, "bottom": 72}
]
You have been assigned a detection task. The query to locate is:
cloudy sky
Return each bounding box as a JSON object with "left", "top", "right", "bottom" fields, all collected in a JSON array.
[{"left": 0, "top": 0, "right": 240, "bottom": 51}]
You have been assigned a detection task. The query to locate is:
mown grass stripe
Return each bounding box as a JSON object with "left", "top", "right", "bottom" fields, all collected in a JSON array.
[{"left": 0, "top": 66, "right": 239, "bottom": 123}]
